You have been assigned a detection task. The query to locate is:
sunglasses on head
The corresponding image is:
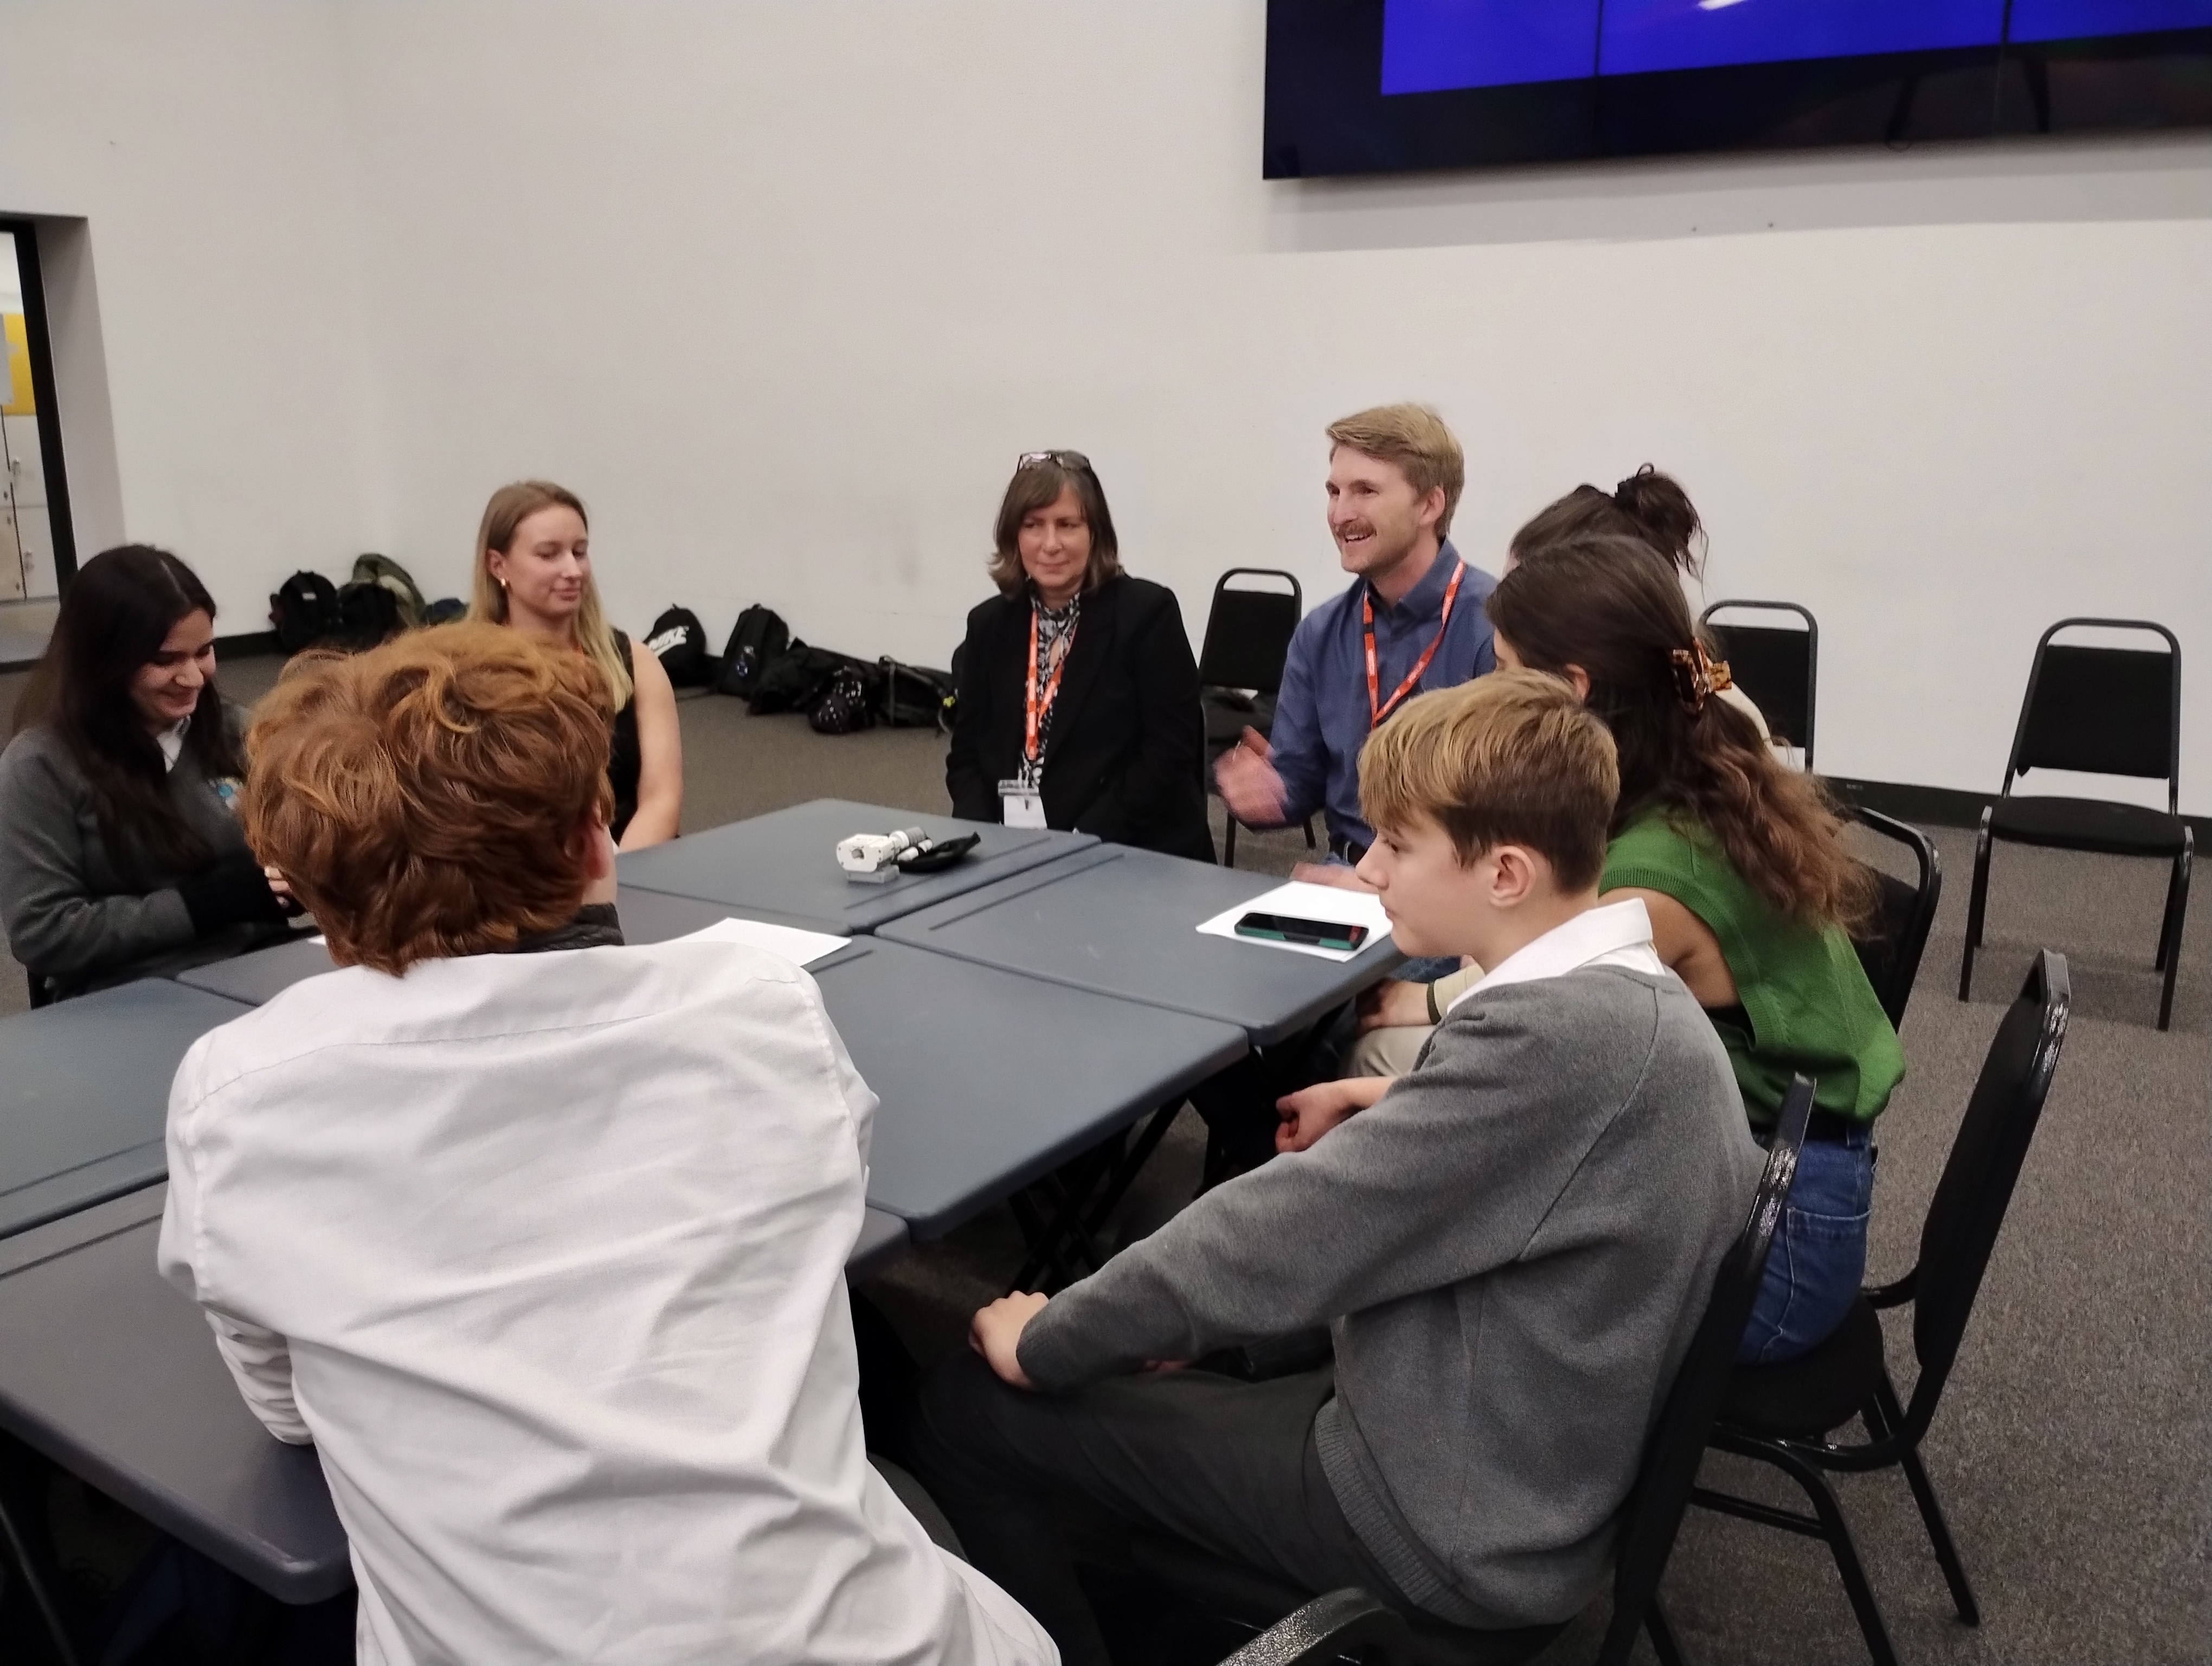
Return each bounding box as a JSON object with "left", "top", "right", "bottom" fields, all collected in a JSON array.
[{"left": 1017, "top": 449, "right": 1092, "bottom": 472}]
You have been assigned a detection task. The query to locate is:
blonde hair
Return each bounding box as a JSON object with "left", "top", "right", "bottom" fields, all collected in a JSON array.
[
  {"left": 1326, "top": 405, "right": 1467, "bottom": 539},
  {"left": 467, "top": 480, "right": 633, "bottom": 708},
  {"left": 245, "top": 625, "right": 614, "bottom": 976},
  {"left": 1358, "top": 669, "right": 1619, "bottom": 890}
]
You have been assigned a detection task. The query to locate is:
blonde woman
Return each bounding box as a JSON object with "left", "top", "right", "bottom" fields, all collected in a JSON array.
[{"left": 468, "top": 481, "right": 681, "bottom": 848}]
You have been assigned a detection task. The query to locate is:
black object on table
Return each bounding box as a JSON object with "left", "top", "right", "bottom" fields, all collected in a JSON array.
[
  {"left": 0, "top": 981, "right": 251, "bottom": 1242},
  {"left": 615, "top": 798, "right": 1096, "bottom": 933},
  {"left": 877, "top": 843, "right": 1404, "bottom": 1045}
]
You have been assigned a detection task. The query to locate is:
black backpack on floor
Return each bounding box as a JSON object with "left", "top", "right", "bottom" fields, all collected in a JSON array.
[
  {"left": 810, "top": 662, "right": 884, "bottom": 735},
  {"left": 746, "top": 641, "right": 848, "bottom": 715},
  {"left": 717, "top": 605, "right": 791, "bottom": 700},
  {"left": 333, "top": 581, "right": 402, "bottom": 650},
  {"left": 879, "top": 659, "right": 955, "bottom": 731},
  {"left": 269, "top": 571, "right": 340, "bottom": 655},
  {"left": 645, "top": 606, "right": 715, "bottom": 687}
]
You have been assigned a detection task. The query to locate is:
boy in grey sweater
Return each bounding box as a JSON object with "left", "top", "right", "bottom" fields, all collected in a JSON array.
[{"left": 910, "top": 670, "right": 1764, "bottom": 1665}]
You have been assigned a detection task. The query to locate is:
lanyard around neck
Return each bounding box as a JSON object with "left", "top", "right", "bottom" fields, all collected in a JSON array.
[
  {"left": 1364, "top": 560, "right": 1465, "bottom": 729},
  {"left": 1025, "top": 605, "right": 1076, "bottom": 766}
]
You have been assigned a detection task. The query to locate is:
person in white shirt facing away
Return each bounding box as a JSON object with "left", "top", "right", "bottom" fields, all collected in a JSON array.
[{"left": 158, "top": 624, "right": 1055, "bottom": 1666}]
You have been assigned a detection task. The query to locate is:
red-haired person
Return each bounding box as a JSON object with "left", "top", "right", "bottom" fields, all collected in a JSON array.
[{"left": 159, "top": 625, "right": 1051, "bottom": 1665}]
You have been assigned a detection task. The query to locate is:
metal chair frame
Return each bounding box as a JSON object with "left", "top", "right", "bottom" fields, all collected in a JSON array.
[
  {"left": 1695, "top": 953, "right": 2072, "bottom": 1666},
  {"left": 1848, "top": 806, "right": 1942, "bottom": 1031},
  {"left": 1199, "top": 569, "right": 1316, "bottom": 868},
  {"left": 1960, "top": 618, "right": 2189, "bottom": 1029},
  {"left": 1699, "top": 599, "right": 1818, "bottom": 768}
]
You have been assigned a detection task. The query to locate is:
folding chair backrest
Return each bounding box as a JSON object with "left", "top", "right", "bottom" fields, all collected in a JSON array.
[
  {"left": 1700, "top": 601, "right": 1817, "bottom": 763},
  {"left": 1593, "top": 1076, "right": 1816, "bottom": 1666},
  {"left": 1199, "top": 569, "right": 1303, "bottom": 695},
  {"left": 1847, "top": 807, "right": 1942, "bottom": 1031},
  {"left": 2009, "top": 620, "right": 2179, "bottom": 790},
  {"left": 1912, "top": 951, "right": 2070, "bottom": 1402}
]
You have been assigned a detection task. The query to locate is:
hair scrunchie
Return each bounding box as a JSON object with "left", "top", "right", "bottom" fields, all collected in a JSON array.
[{"left": 1668, "top": 641, "right": 1734, "bottom": 716}]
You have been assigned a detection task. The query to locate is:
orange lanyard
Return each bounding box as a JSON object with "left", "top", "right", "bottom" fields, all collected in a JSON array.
[
  {"left": 1025, "top": 606, "right": 1075, "bottom": 766},
  {"left": 1364, "top": 560, "right": 1464, "bottom": 728}
]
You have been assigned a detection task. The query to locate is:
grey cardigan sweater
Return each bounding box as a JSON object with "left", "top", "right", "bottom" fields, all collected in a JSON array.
[
  {"left": 0, "top": 720, "right": 266, "bottom": 992},
  {"left": 1018, "top": 965, "right": 1765, "bottom": 1629}
]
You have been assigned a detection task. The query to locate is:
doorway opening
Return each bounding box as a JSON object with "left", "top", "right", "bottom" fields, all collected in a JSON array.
[{"left": 0, "top": 219, "right": 78, "bottom": 664}]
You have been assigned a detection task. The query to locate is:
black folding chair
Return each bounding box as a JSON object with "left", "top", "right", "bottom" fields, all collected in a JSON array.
[
  {"left": 1848, "top": 807, "right": 1941, "bottom": 1031},
  {"left": 1197, "top": 569, "right": 1316, "bottom": 867},
  {"left": 1696, "top": 952, "right": 2071, "bottom": 1666},
  {"left": 1700, "top": 600, "right": 1818, "bottom": 767},
  {"left": 1120, "top": 1078, "right": 1819, "bottom": 1666},
  {"left": 1960, "top": 618, "right": 2190, "bottom": 1029}
]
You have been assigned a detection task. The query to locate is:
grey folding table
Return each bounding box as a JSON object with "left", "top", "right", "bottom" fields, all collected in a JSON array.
[
  {"left": 168, "top": 894, "right": 1234, "bottom": 1239},
  {"left": 173, "top": 885, "right": 747, "bottom": 1004},
  {"left": 0, "top": 979, "right": 252, "bottom": 1241},
  {"left": 616, "top": 798, "right": 1097, "bottom": 933},
  {"left": 0, "top": 1183, "right": 910, "bottom": 1611},
  {"left": 878, "top": 843, "right": 1405, "bottom": 1044},
  {"left": 783, "top": 936, "right": 1245, "bottom": 1237}
]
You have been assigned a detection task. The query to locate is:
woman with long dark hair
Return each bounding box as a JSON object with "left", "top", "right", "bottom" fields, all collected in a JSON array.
[
  {"left": 1347, "top": 536, "right": 1900, "bottom": 1362},
  {"left": 0, "top": 546, "right": 295, "bottom": 999}
]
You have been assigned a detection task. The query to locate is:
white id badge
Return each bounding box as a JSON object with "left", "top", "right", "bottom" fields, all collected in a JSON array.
[{"left": 998, "top": 780, "right": 1048, "bottom": 828}]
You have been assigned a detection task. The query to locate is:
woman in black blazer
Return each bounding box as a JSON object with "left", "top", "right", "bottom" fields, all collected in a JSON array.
[{"left": 947, "top": 451, "right": 1214, "bottom": 862}]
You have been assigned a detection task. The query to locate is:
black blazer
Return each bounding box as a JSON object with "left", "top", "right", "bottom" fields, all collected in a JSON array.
[{"left": 946, "top": 575, "right": 1214, "bottom": 862}]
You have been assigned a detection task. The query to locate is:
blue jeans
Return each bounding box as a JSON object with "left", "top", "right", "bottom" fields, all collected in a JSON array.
[{"left": 1738, "top": 1126, "right": 1875, "bottom": 1364}]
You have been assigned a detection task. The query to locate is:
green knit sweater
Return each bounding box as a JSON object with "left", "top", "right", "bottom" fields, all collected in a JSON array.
[{"left": 1602, "top": 810, "right": 1904, "bottom": 1123}]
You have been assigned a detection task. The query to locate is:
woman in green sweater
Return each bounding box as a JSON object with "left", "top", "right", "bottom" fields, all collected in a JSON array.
[{"left": 1355, "top": 535, "right": 1901, "bottom": 1362}]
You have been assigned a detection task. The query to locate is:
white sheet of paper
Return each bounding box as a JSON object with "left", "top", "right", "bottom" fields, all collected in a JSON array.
[
  {"left": 1194, "top": 880, "right": 1393, "bottom": 963},
  {"left": 678, "top": 917, "right": 850, "bottom": 966}
]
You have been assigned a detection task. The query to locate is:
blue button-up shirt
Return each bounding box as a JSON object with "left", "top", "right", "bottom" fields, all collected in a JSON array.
[{"left": 1268, "top": 542, "right": 1498, "bottom": 853}]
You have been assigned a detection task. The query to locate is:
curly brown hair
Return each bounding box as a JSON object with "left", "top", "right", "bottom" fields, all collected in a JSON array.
[
  {"left": 1508, "top": 465, "right": 1706, "bottom": 579},
  {"left": 1487, "top": 536, "right": 1872, "bottom": 929},
  {"left": 243, "top": 624, "right": 614, "bottom": 974}
]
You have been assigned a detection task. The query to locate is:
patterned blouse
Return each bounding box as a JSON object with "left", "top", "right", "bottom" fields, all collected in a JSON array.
[{"left": 1027, "top": 591, "right": 1081, "bottom": 778}]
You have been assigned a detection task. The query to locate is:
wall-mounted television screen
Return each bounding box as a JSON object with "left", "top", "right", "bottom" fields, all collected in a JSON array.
[{"left": 1265, "top": 0, "right": 2212, "bottom": 177}]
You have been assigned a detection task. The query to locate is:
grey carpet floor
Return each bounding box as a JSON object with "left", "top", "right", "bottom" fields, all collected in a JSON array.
[{"left": 3, "top": 658, "right": 2205, "bottom": 1665}]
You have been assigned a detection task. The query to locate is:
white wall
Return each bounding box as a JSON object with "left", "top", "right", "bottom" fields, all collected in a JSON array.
[
  {"left": 4, "top": 2, "right": 2208, "bottom": 807},
  {"left": 0, "top": 2, "right": 385, "bottom": 608}
]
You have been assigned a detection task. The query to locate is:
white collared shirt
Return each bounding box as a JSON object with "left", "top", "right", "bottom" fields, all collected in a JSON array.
[
  {"left": 156, "top": 716, "right": 190, "bottom": 771},
  {"left": 160, "top": 938, "right": 1055, "bottom": 1666},
  {"left": 1445, "top": 898, "right": 1666, "bottom": 1016}
]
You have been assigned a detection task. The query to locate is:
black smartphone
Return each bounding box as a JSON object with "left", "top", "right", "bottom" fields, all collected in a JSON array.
[{"left": 1233, "top": 911, "right": 1368, "bottom": 952}]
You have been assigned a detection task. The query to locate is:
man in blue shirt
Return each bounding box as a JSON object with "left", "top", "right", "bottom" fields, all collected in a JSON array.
[{"left": 1217, "top": 404, "right": 1497, "bottom": 864}]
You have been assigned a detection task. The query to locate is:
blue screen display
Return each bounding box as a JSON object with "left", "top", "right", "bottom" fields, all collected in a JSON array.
[
  {"left": 1380, "top": 1, "right": 1600, "bottom": 93},
  {"left": 2009, "top": 0, "right": 2212, "bottom": 41},
  {"left": 1598, "top": 1, "right": 2004, "bottom": 78},
  {"left": 1378, "top": 0, "right": 2212, "bottom": 94}
]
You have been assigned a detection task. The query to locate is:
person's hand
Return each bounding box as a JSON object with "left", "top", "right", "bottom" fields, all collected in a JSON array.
[
  {"left": 1290, "top": 861, "right": 1375, "bottom": 894},
  {"left": 1215, "top": 728, "right": 1289, "bottom": 828},
  {"left": 1355, "top": 978, "right": 1432, "bottom": 1032},
  {"left": 1275, "top": 1076, "right": 1394, "bottom": 1154},
  {"left": 261, "top": 864, "right": 307, "bottom": 917},
  {"left": 969, "top": 1291, "right": 1050, "bottom": 1389}
]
